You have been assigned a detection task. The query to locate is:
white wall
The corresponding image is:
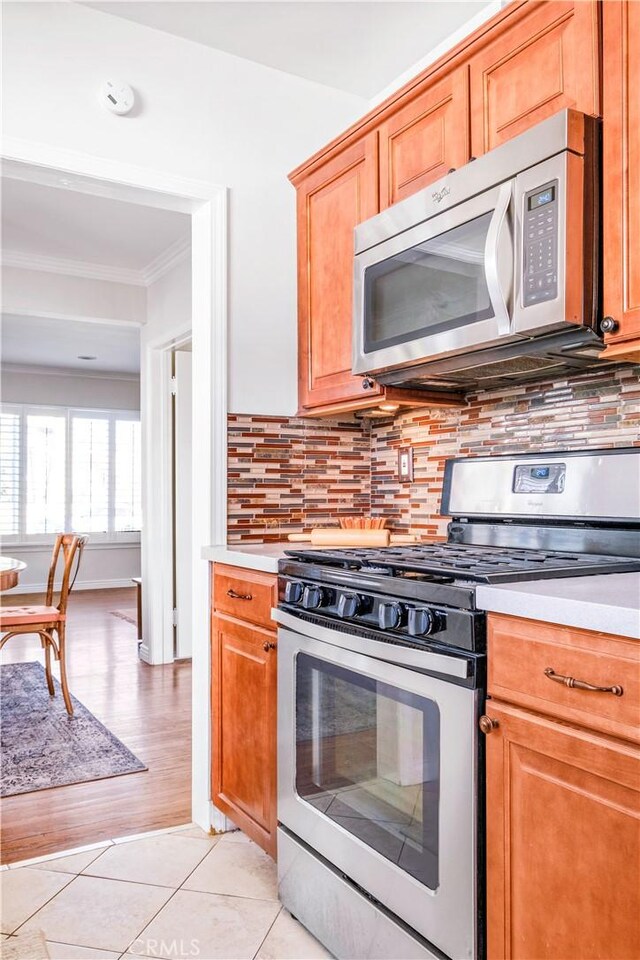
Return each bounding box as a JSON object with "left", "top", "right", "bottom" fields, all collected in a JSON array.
[
  {"left": 7, "top": 543, "right": 141, "bottom": 595},
  {"left": 145, "top": 255, "right": 191, "bottom": 343},
  {"left": 1, "top": 265, "right": 146, "bottom": 325},
  {"left": 1, "top": 365, "right": 140, "bottom": 409},
  {"left": 1, "top": 365, "right": 141, "bottom": 592},
  {"left": 1, "top": 2, "right": 368, "bottom": 416},
  {"left": 367, "top": 1, "right": 502, "bottom": 107},
  {"left": 139, "top": 256, "right": 191, "bottom": 664}
]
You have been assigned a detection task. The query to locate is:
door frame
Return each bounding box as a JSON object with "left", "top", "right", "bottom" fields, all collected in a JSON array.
[{"left": 1, "top": 136, "right": 228, "bottom": 829}]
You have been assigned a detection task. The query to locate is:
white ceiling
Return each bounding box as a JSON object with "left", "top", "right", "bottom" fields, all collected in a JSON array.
[
  {"left": 83, "top": 1, "right": 492, "bottom": 99},
  {"left": 1, "top": 177, "right": 190, "bottom": 273},
  {"left": 1, "top": 314, "right": 141, "bottom": 375}
]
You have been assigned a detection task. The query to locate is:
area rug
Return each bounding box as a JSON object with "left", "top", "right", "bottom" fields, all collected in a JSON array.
[
  {"left": 0, "top": 662, "right": 147, "bottom": 798},
  {"left": 110, "top": 608, "right": 137, "bottom": 626},
  {"left": 0, "top": 930, "right": 50, "bottom": 959}
]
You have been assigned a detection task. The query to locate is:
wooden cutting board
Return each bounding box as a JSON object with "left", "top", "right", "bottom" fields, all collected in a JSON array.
[{"left": 287, "top": 529, "right": 419, "bottom": 546}]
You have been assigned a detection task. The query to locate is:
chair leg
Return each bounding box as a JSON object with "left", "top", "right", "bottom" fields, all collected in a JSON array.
[
  {"left": 43, "top": 635, "right": 55, "bottom": 696},
  {"left": 57, "top": 623, "right": 74, "bottom": 716}
]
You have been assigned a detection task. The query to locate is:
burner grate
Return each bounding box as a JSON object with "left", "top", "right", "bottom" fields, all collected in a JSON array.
[{"left": 285, "top": 544, "right": 640, "bottom": 584}]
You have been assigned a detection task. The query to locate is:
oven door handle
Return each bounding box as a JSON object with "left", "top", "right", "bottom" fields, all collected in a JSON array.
[
  {"left": 272, "top": 607, "right": 472, "bottom": 681},
  {"left": 485, "top": 180, "right": 514, "bottom": 337}
]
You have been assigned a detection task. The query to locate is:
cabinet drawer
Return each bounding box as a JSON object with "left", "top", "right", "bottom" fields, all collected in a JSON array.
[
  {"left": 213, "top": 564, "right": 277, "bottom": 629},
  {"left": 488, "top": 614, "right": 640, "bottom": 743}
]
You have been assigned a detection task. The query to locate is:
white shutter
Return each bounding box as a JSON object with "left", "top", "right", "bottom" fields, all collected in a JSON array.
[
  {"left": 115, "top": 418, "right": 142, "bottom": 531},
  {"left": 25, "top": 412, "right": 66, "bottom": 535},
  {"left": 0, "top": 410, "right": 21, "bottom": 536},
  {"left": 71, "top": 415, "right": 110, "bottom": 533},
  {"left": 0, "top": 404, "right": 141, "bottom": 542}
]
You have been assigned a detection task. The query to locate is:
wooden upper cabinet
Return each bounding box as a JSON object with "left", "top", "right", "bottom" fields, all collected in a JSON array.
[
  {"left": 485, "top": 701, "right": 640, "bottom": 960},
  {"left": 296, "top": 134, "right": 381, "bottom": 412},
  {"left": 469, "top": 1, "right": 600, "bottom": 156},
  {"left": 602, "top": 0, "right": 640, "bottom": 353},
  {"left": 378, "top": 67, "right": 470, "bottom": 209}
]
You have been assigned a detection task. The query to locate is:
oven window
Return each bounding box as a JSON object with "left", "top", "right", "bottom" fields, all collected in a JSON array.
[
  {"left": 295, "top": 653, "right": 440, "bottom": 890},
  {"left": 364, "top": 210, "right": 494, "bottom": 352}
]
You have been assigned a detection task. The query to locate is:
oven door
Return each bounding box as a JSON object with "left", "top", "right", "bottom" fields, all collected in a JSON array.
[
  {"left": 353, "top": 180, "right": 516, "bottom": 377},
  {"left": 277, "top": 615, "right": 480, "bottom": 960}
]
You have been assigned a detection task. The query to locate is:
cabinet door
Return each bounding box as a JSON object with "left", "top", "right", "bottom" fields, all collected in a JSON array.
[
  {"left": 602, "top": 0, "right": 640, "bottom": 347},
  {"left": 379, "top": 67, "right": 470, "bottom": 209},
  {"left": 297, "top": 134, "right": 381, "bottom": 410},
  {"left": 485, "top": 701, "right": 640, "bottom": 960},
  {"left": 469, "top": 1, "right": 600, "bottom": 156},
  {"left": 211, "top": 614, "right": 277, "bottom": 856}
]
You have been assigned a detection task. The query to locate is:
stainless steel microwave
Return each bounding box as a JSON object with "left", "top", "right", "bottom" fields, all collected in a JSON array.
[{"left": 353, "top": 110, "right": 603, "bottom": 392}]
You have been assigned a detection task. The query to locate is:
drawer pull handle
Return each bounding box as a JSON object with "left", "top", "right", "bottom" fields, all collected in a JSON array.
[
  {"left": 544, "top": 667, "right": 623, "bottom": 697},
  {"left": 263, "top": 641, "right": 277, "bottom": 652},
  {"left": 227, "top": 588, "right": 253, "bottom": 601}
]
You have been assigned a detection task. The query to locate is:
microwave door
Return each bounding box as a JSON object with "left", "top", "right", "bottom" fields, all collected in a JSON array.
[{"left": 353, "top": 182, "right": 517, "bottom": 377}]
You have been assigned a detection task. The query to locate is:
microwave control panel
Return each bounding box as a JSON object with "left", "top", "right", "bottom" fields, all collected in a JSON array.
[{"left": 523, "top": 180, "right": 559, "bottom": 307}]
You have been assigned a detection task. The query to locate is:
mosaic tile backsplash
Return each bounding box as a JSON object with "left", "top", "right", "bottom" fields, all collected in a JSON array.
[
  {"left": 227, "top": 415, "right": 370, "bottom": 541},
  {"left": 228, "top": 365, "right": 640, "bottom": 542}
]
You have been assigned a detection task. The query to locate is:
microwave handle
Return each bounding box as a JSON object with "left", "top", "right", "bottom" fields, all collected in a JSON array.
[{"left": 485, "top": 181, "right": 513, "bottom": 336}]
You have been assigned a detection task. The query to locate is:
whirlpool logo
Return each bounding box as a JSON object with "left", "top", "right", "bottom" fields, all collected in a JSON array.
[{"left": 432, "top": 186, "right": 451, "bottom": 204}]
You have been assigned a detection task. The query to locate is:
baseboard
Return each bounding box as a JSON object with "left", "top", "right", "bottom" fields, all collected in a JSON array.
[
  {"left": 10, "top": 578, "right": 137, "bottom": 595},
  {"left": 138, "top": 642, "right": 152, "bottom": 664}
]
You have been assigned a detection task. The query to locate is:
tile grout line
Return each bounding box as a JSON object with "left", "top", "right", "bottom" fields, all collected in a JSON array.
[
  {"left": 9, "top": 870, "right": 77, "bottom": 937},
  {"left": 121, "top": 884, "right": 184, "bottom": 959},
  {"left": 78, "top": 837, "right": 219, "bottom": 891},
  {"left": 176, "top": 835, "right": 281, "bottom": 904},
  {"left": 74, "top": 834, "right": 227, "bottom": 957},
  {"left": 251, "top": 904, "right": 284, "bottom": 960}
]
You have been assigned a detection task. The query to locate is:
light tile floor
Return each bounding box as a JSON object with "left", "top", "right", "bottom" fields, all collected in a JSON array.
[{"left": 0, "top": 825, "right": 332, "bottom": 960}]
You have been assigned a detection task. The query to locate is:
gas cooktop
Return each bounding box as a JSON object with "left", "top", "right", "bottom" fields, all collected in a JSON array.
[{"left": 284, "top": 542, "right": 640, "bottom": 584}]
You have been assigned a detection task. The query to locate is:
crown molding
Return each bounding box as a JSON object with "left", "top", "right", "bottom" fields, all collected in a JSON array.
[
  {"left": 1, "top": 249, "right": 145, "bottom": 286},
  {"left": 143, "top": 236, "right": 191, "bottom": 285},
  {"left": 1, "top": 362, "right": 140, "bottom": 381},
  {"left": 1, "top": 237, "right": 191, "bottom": 288}
]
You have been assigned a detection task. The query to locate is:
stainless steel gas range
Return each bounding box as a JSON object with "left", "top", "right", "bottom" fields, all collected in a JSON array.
[{"left": 273, "top": 448, "right": 640, "bottom": 960}]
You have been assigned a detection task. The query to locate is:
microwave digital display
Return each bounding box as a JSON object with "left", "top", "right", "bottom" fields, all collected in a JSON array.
[{"left": 528, "top": 186, "right": 556, "bottom": 210}]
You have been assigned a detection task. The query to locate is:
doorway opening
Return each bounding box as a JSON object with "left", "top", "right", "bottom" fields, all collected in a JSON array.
[{"left": 0, "top": 142, "right": 227, "bottom": 860}]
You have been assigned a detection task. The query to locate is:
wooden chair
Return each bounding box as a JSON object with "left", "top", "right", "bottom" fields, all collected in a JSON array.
[{"left": 0, "top": 534, "right": 88, "bottom": 716}]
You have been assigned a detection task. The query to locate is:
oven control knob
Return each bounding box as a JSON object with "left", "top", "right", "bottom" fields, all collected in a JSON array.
[
  {"left": 302, "top": 585, "right": 325, "bottom": 610},
  {"left": 407, "top": 607, "right": 443, "bottom": 637},
  {"left": 378, "top": 602, "right": 404, "bottom": 630},
  {"left": 284, "top": 580, "right": 304, "bottom": 604},
  {"left": 337, "top": 592, "right": 360, "bottom": 619}
]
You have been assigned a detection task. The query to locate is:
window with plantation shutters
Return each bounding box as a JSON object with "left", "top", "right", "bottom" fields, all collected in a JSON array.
[
  {"left": 0, "top": 411, "right": 21, "bottom": 537},
  {"left": 0, "top": 404, "right": 140, "bottom": 543}
]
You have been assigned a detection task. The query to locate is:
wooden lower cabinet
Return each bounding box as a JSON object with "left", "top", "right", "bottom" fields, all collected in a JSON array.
[
  {"left": 485, "top": 701, "right": 640, "bottom": 960},
  {"left": 211, "top": 608, "right": 277, "bottom": 857},
  {"left": 485, "top": 614, "right": 640, "bottom": 960}
]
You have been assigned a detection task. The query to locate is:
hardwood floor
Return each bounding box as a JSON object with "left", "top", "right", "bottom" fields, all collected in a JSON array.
[{"left": 0, "top": 588, "right": 192, "bottom": 865}]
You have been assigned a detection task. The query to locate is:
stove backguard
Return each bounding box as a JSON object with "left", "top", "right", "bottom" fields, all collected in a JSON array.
[{"left": 442, "top": 447, "right": 640, "bottom": 525}]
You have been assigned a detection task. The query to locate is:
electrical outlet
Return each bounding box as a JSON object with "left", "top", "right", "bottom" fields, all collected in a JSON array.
[{"left": 398, "top": 446, "right": 414, "bottom": 483}]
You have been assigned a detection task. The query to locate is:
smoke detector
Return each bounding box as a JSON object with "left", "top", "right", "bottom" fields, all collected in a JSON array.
[{"left": 100, "top": 80, "right": 135, "bottom": 116}]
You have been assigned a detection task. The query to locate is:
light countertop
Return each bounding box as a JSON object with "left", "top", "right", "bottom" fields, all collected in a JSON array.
[
  {"left": 203, "top": 544, "right": 640, "bottom": 639},
  {"left": 476, "top": 573, "right": 640, "bottom": 639},
  {"left": 202, "top": 542, "right": 306, "bottom": 573}
]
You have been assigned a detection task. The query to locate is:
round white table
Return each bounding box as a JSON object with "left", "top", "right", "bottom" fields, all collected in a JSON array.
[{"left": 0, "top": 557, "right": 27, "bottom": 592}]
